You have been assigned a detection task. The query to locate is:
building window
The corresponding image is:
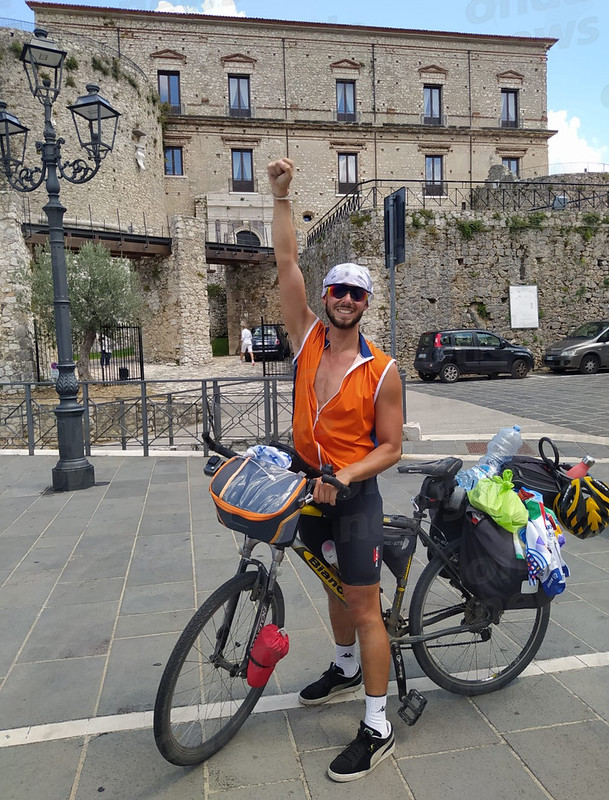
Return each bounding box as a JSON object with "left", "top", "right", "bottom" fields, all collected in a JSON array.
[
  {"left": 229, "top": 75, "right": 251, "bottom": 117},
  {"left": 424, "top": 155, "right": 444, "bottom": 196},
  {"left": 423, "top": 85, "right": 442, "bottom": 125},
  {"left": 336, "top": 80, "right": 356, "bottom": 122},
  {"left": 164, "top": 146, "right": 183, "bottom": 176},
  {"left": 502, "top": 157, "right": 520, "bottom": 176},
  {"left": 338, "top": 153, "right": 358, "bottom": 194},
  {"left": 501, "top": 89, "right": 519, "bottom": 128},
  {"left": 236, "top": 230, "right": 261, "bottom": 247},
  {"left": 232, "top": 149, "right": 254, "bottom": 192},
  {"left": 158, "top": 71, "right": 181, "bottom": 113}
]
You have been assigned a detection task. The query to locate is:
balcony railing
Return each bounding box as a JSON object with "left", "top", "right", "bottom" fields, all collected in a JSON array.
[
  {"left": 499, "top": 115, "right": 524, "bottom": 129},
  {"left": 334, "top": 109, "right": 361, "bottom": 123},
  {"left": 227, "top": 103, "right": 255, "bottom": 118},
  {"left": 421, "top": 113, "right": 446, "bottom": 126}
]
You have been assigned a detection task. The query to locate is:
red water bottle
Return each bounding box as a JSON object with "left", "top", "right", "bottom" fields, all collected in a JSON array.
[
  {"left": 246, "top": 624, "right": 290, "bottom": 688},
  {"left": 566, "top": 455, "right": 595, "bottom": 479}
]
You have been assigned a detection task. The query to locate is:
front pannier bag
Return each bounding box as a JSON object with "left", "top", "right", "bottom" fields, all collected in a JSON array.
[{"left": 210, "top": 456, "right": 307, "bottom": 545}]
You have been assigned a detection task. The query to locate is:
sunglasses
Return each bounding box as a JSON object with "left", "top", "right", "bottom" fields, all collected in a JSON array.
[{"left": 327, "top": 284, "right": 369, "bottom": 302}]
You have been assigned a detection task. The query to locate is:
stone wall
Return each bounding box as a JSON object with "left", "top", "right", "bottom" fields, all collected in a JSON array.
[
  {"left": 0, "top": 193, "right": 35, "bottom": 384},
  {"left": 301, "top": 206, "right": 609, "bottom": 374},
  {"left": 136, "top": 217, "right": 213, "bottom": 365}
]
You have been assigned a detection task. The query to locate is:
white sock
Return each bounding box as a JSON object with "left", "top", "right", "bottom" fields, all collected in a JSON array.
[
  {"left": 335, "top": 643, "right": 359, "bottom": 678},
  {"left": 364, "top": 694, "right": 390, "bottom": 738}
]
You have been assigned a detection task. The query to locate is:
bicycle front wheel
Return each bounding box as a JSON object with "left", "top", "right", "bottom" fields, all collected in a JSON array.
[
  {"left": 154, "top": 571, "right": 285, "bottom": 766},
  {"left": 409, "top": 542, "right": 550, "bottom": 696}
]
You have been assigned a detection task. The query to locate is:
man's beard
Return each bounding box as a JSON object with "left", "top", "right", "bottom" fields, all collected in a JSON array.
[{"left": 325, "top": 304, "right": 365, "bottom": 330}]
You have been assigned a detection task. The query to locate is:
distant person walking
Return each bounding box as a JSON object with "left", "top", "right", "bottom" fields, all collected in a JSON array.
[
  {"left": 101, "top": 334, "right": 113, "bottom": 367},
  {"left": 240, "top": 326, "right": 254, "bottom": 364}
]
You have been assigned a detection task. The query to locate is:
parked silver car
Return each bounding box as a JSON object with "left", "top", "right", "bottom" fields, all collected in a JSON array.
[{"left": 542, "top": 321, "right": 609, "bottom": 374}]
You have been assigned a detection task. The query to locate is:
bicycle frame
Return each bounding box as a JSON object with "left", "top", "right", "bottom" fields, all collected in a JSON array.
[{"left": 232, "top": 502, "right": 483, "bottom": 718}]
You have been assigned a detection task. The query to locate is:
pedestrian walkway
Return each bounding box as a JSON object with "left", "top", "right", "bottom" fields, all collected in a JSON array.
[{"left": 0, "top": 429, "right": 608, "bottom": 798}]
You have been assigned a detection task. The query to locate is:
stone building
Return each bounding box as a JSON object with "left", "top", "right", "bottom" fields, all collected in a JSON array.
[
  {"left": 30, "top": 1, "right": 556, "bottom": 242},
  {"left": 1, "top": 3, "right": 559, "bottom": 375}
]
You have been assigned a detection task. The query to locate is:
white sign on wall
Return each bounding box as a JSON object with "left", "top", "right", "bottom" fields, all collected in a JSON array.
[{"left": 509, "top": 285, "right": 539, "bottom": 329}]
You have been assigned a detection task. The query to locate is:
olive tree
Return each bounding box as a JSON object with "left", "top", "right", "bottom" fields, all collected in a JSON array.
[{"left": 31, "top": 242, "right": 146, "bottom": 380}]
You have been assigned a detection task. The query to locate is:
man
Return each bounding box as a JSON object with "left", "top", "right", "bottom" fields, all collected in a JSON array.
[
  {"left": 267, "top": 157, "right": 403, "bottom": 782},
  {"left": 100, "top": 334, "right": 112, "bottom": 368},
  {"left": 240, "top": 324, "right": 254, "bottom": 364}
]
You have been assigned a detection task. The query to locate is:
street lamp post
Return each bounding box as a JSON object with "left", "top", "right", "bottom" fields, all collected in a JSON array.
[{"left": 0, "top": 28, "right": 120, "bottom": 491}]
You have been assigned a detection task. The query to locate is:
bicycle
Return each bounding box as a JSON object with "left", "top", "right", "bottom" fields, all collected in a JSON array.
[{"left": 153, "top": 436, "right": 551, "bottom": 767}]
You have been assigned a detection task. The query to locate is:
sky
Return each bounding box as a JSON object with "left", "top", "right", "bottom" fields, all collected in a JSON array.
[{"left": 1, "top": 0, "right": 608, "bottom": 173}]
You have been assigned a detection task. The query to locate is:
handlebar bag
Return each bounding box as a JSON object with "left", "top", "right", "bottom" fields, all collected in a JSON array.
[
  {"left": 460, "top": 506, "right": 550, "bottom": 612},
  {"left": 210, "top": 456, "right": 307, "bottom": 545}
]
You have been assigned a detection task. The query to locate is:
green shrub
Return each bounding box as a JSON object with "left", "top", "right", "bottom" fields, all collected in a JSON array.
[
  {"left": 475, "top": 301, "right": 490, "bottom": 319},
  {"left": 455, "top": 219, "right": 485, "bottom": 240},
  {"left": 212, "top": 337, "right": 229, "bottom": 356},
  {"left": 91, "top": 56, "right": 109, "bottom": 77}
]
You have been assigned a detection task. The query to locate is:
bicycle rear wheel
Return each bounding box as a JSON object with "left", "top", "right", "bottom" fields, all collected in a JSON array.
[
  {"left": 154, "top": 571, "right": 285, "bottom": 765},
  {"left": 409, "top": 542, "right": 550, "bottom": 696}
]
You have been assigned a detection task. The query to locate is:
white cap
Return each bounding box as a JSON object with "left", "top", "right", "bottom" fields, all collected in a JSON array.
[{"left": 321, "top": 263, "right": 373, "bottom": 301}]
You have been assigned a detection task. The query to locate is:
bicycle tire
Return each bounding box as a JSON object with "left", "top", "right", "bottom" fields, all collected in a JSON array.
[
  {"left": 409, "top": 541, "right": 550, "bottom": 696},
  {"left": 154, "top": 571, "right": 285, "bottom": 766}
]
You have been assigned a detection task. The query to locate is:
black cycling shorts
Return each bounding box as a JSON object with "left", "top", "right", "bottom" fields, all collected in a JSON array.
[{"left": 297, "top": 476, "right": 383, "bottom": 587}]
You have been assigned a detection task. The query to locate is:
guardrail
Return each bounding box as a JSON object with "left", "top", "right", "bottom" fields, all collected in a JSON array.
[
  {"left": 1, "top": 374, "right": 408, "bottom": 456},
  {"left": 0, "top": 377, "right": 294, "bottom": 456}
]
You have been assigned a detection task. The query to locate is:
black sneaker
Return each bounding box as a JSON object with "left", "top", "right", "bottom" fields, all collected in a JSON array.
[
  {"left": 328, "top": 721, "right": 395, "bottom": 782},
  {"left": 298, "top": 662, "right": 362, "bottom": 706}
]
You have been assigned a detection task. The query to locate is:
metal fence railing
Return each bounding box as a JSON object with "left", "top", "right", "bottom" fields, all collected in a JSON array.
[
  {"left": 0, "top": 377, "right": 294, "bottom": 455},
  {"left": 0, "top": 374, "right": 408, "bottom": 456},
  {"left": 306, "top": 177, "right": 609, "bottom": 247}
]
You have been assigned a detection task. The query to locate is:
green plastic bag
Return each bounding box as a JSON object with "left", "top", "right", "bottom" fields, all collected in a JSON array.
[{"left": 467, "top": 469, "right": 529, "bottom": 534}]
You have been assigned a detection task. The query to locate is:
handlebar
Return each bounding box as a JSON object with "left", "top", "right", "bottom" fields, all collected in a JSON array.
[
  {"left": 203, "top": 432, "right": 238, "bottom": 459},
  {"left": 320, "top": 472, "right": 351, "bottom": 500},
  {"left": 203, "top": 433, "right": 351, "bottom": 499}
]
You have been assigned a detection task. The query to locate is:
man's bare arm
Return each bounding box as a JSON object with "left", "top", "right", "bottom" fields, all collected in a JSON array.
[{"left": 267, "top": 158, "right": 316, "bottom": 350}]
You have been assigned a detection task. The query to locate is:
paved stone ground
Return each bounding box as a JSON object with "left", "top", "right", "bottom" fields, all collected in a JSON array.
[
  {"left": 1, "top": 360, "right": 608, "bottom": 798},
  {"left": 0, "top": 441, "right": 608, "bottom": 799}
]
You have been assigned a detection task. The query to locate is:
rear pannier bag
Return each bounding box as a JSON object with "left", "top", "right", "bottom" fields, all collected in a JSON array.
[
  {"left": 210, "top": 456, "right": 307, "bottom": 545},
  {"left": 460, "top": 506, "right": 550, "bottom": 612},
  {"left": 505, "top": 455, "right": 569, "bottom": 510}
]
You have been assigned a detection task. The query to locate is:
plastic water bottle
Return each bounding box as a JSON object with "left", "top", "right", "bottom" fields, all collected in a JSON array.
[
  {"left": 479, "top": 425, "right": 523, "bottom": 474},
  {"left": 455, "top": 463, "right": 493, "bottom": 491},
  {"left": 322, "top": 540, "right": 339, "bottom": 569},
  {"left": 565, "top": 455, "right": 595, "bottom": 478},
  {"left": 455, "top": 425, "right": 523, "bottom": 490}
]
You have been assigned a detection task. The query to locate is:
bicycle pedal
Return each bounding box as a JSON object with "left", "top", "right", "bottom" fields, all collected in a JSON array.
[{"left": 398, "top": 689, "right": 427, "bottom": 726}]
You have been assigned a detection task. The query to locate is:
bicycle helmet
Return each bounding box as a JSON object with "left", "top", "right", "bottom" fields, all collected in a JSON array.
[{"left": 553, "top": 476, "right": 609, "bottom": 539}]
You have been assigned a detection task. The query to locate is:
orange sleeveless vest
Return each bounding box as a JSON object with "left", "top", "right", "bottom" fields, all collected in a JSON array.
[{"left": 292, "top": 319, "right": 395, "bottom": 470}]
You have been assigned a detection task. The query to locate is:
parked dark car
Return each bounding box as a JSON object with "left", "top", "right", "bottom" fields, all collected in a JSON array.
[
  {"left": 414, "top": 328, "right": 534, "bottom": 383},
  {"left": 252, "top": 324, "right": 291, "bottom": 361},
  {"left": 542, "top": 320, "right": 609, "bottom": 374}
]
